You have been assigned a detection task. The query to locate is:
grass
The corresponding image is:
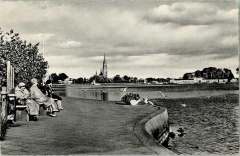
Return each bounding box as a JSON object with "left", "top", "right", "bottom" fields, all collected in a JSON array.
[{"left": 151, "top": 94, "right": 239, "bottom": 155}]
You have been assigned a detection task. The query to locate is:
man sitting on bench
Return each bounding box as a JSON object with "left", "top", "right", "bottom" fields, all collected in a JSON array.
[
  {"left": 45, "top": 80, "right": 63, "bottom": 110},
  {"left": 30, "top": 78, "right": 59, "bottom": 117},
  {"left": 15, "top": 82, "right": 39, "bottom": 121}
]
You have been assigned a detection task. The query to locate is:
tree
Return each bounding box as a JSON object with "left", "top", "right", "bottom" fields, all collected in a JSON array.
[
  {"left": 133, "top": 77, "right": 138, "bottom": 83},
  {"left": 216, "top": 68, "right": 223, "bottom": 79},
  {"left": 113, "top": 75, "right": 122, "bottom": 83},
  {"left": 183, "top": 73, "right": 193, "bottom": 80},
  {"left": 51, "top": 73, "right": 59, "bottom": 84},
  {"left": 122, "top": 75, "right": 130, "bottom": 82},
  {"left": 194, "top": 70, "right": 201, "bottom": 78},
  {"left": 146, "top": 77, "right": 154, "bottom": 83},
  {"left": 98, "top": 75, "right": 109, "bottom": 83},
  {"left": 83, "top": 77, "right": 87, "bottom": 84},
  {"left": 58, "top": 73, "right": 68, "bottom": 81},
  {"left": 0, "top": 29, "right": 48, "bottom": 87},
  {"left": 223, "top": 68, "right": 234, "bottom": 82},
  {"left": 77, "top": 77, "right": 84, "bottom": 84},
  {"left": 89, "top": 75, "right": 99, "bottom": 83}
]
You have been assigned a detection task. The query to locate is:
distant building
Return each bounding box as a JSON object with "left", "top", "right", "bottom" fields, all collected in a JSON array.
[
  {"left": 103, "top": 54, "right": 107, "bottom": 77},
  {"left": 64, "top": 78, "right": 73, "bottom": 84},
  {"left": 99, "top": 54, "right": 108, "bottom": 77}
]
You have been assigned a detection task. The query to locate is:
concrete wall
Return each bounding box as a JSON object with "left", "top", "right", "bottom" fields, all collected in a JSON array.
[
  {"left": 145, "top": 108, "right": 169, "bottom": 144},
  {"left": 133, "top": 107, "right": 176, "bottom": 155}
]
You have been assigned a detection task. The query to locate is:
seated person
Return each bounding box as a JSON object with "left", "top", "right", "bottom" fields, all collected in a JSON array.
[
  {"left": 15, "top": 82, "right": 39, "bottom": 121},
  {"left": 30, "top": 78, "right": 59, "bottom": 117},
  {"left": 45, "top": 80, "right": 63, "bottom": 110}
]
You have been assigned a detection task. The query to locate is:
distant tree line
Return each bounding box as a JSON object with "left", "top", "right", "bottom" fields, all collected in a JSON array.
[
  {"left": 183, "top": 67, "right": 235, "bottom": 81},
  {"left": 50, "top": 67, "right": 238, "bottom": 84}
]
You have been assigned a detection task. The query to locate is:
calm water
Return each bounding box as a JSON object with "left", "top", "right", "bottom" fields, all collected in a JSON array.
[{"left": 66, "top": 86, "right": 239, "bottom": 101}]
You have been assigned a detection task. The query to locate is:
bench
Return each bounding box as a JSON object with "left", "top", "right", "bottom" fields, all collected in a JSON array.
[
  {"left": 38, "top": 102, "right": 48, "bottom": 116},
  {"left": 7, "top": 94, "right": 29, "bottom": 122},
  {"left": 38, "top": 99, "right": 58, "bottom": 116}
]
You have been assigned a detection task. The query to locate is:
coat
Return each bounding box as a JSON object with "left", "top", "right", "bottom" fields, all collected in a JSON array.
[
  {"left": 15, "top": 86, "right": 39, "bottom": 115},
  {"left": 30, "top": 85, "right": 55, "bottom": 107}
]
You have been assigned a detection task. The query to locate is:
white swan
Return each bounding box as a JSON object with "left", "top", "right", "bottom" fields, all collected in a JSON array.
[
  {"left": 180, "top": 104, "right": 186, "bottom": 107},
  {"left": 144, "top": 97, "right": 148, "bottom": 104},
  {"left": 148, "top": 101, "right": 154, "bottom": 105},
  {"left": 144, "top": 97, "right": 154, "bottom": 105}
]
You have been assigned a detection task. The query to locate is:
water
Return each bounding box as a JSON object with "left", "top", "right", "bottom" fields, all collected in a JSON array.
[{"left": 66, "top": 87, "right": 239, "bottom": 101}]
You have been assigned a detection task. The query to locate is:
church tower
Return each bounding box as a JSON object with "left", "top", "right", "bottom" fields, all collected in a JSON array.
[{"left": 103, "top": 54, "right": 107, "bottom": 77}]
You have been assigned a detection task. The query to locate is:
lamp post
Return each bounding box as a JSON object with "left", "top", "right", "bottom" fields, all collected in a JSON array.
[{"left": 42, "top": 34, "right": 46, "bottom": 85}]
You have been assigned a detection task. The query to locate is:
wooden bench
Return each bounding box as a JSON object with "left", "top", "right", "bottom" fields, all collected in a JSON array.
[
  {"left": 38, "top": 99, "right": 58, "bottom": 116},
  {"left": 7, "top": 94, "right": 29, "bottom": 122},
  {"left": 38, "top": 102, "right": 48, "bottom": 116}
]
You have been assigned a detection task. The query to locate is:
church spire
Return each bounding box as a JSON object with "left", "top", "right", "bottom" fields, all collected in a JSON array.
[
  {"left": 102, "top": 54, "right": 107, "bottom": 77},
  {"left": 103, "top": 53, "right": 106, "bottom": 63}
]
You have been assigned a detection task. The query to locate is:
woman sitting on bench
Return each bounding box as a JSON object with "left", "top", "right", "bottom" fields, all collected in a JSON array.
[
  {"left": 45, "top": 80, "right": 63, "bottom": 110},
  {"left": 15, "top": 82, "right": 39, "bottom": 121},
  {"left": 30, "top": 78, "right": 59, "bottom": 117}
]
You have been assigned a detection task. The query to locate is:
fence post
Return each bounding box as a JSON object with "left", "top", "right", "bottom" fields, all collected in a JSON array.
[{"left": 7, "top": 61, "right": 11, "bottom": 94}]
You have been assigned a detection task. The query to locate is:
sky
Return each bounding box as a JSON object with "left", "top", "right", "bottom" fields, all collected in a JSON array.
[{"left": 0, "top": 1, "right": 238, "bottom": 79}]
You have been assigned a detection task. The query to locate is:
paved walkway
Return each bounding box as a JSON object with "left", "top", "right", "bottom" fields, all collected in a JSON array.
[{"left": 1, "top": 97, "right": 160, "bottom": 155}]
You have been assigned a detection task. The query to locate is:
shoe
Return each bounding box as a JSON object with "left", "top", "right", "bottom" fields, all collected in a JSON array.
[
  {"left": 52, "top": 109, "right": 60, "bottom": 112},
  {"left": 59, "top": 108, "right": 64, "bottom": 110},
  {"left": 32, "top": 116, "right": 38, "bottom": 121},
  {"left": 48, "top": 113, "right": 57, "bottom": 117}
]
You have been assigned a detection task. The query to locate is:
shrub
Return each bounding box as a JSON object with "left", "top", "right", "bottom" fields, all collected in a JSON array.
[{"left": 121, "top": 93, "right": 140, "bottom": 105}]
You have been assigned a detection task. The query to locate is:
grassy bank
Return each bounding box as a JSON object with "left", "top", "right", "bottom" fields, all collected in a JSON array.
[
  {"left": 131, "top": 83, "right": 239, "bottom": 92},
  {"left": 151, "top": 94, "right": 239, "bottom": 155}
]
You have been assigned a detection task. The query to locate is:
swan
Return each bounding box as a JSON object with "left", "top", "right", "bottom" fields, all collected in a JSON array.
[
  {"left": 180, "top": 104, "right": 186, "bottom": 107},
  {"left": 143, "top": 97, "right": 154, "bottom": 105},
  {"left": 148, "top": 101, "right": 154, "bottom": 105},
  {"left": 144, "top": 97, "right": 148, "bottom": 104}
]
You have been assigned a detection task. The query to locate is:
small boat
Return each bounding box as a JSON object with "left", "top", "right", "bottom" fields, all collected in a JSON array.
[
  {"left": 120, "top": 87, "right": 127, "bottom": 91},
  {"left": 94, "top": 83, "right": 101, "bottom": 85}
]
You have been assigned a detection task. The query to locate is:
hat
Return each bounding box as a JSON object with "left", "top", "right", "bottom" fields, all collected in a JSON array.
[
  {"left": 31, "top": 78, "right": 38, "bottom": 84},
  {"left": 46, "top": 80, "right": 52, "bottom": 84},
  {"left": 18, "top": 82, "right": 26, "bottom": 87}
]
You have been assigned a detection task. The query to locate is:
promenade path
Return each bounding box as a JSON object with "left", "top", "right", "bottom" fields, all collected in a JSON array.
[{"left": 1, "top": 97, "right": 160, "bottom": 155}]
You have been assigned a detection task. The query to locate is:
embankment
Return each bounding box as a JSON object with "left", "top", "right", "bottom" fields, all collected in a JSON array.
[{"left": 134, "top": 107, "right": 176, "bottom": 155}]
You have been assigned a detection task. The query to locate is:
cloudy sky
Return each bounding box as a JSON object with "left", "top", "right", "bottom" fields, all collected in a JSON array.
[{"left": 0, "top": 1, "right": 238, "bottom": 79}]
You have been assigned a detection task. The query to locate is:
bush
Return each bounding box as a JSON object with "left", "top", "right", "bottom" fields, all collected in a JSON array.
[{"left": 121, "top": 93, "right": 140, "bottom": 105}]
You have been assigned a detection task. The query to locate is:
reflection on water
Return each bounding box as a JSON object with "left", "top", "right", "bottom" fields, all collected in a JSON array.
[{"left": 66, "top": 87, "right": 239, "bottom": 101}]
